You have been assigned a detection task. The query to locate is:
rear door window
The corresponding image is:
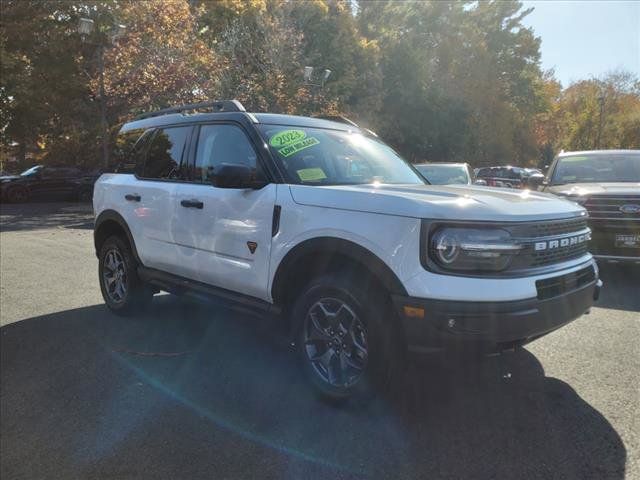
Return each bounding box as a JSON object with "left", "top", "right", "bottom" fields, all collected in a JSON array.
[{"left": 142, "top": 126, "right": 191, "bottom": 180}]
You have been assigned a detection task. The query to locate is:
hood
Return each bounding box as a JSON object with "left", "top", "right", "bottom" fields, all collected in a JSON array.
[
  {"left": 546, "top": 182, "right": 640, "bottom": 197},
  {"left": 0, "top": 175, "right": 20, "bottom": 182},
  {"left": 289, "top": 184, "right": 586, "bottom": 222}
]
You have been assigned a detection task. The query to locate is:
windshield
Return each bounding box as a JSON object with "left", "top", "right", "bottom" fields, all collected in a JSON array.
[
  {"left": 20, "top": 165, "right": 42, "bottom": 177},
  {"left": 551, "top": 153, "right": 640, "bottom": 184},
  {"left": 259, "top": 126, "right": 425, "bottom": 185},
  {"left": 415, "top": 165, "right": 470, "bottom": 185}
]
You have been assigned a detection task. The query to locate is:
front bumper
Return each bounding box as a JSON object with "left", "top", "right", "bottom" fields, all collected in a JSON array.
[
  {"left": 589, "top": 219, "right": 640, "bottom": 262},
  {"left": 393, "top": 269, "right": 602, "bottom": 354}
]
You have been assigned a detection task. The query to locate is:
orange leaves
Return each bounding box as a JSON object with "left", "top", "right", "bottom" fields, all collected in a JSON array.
[{"left": 92, "top": 0, "right": 219, "bottom": 122}]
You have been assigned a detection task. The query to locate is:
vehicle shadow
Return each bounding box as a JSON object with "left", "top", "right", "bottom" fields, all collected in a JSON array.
[
  {"left": 596, "top": 262, "right": 640, "bottom": 312},
  {"left": 0, "top": 202, "right": 94, "bottom": 232},
  {"left": 0, "top": 296, "right": 626, "bottom": 479}
]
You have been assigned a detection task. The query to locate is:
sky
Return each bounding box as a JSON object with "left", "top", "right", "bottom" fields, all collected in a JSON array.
[{"left": 522, "top": 0, "right": 640, "bottom": 86}]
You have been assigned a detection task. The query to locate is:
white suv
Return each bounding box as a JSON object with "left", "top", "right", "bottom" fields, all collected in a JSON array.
[{"left": 93, "top": 100, "right": 601, "bottom": 400}]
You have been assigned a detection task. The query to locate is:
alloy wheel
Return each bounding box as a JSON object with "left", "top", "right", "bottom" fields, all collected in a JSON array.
[
  {"left": 102, "top": 248, "right": 127, "bottom": 303},
  {"left": 303, "top": 297, "right": 368, "bottom": 388}
]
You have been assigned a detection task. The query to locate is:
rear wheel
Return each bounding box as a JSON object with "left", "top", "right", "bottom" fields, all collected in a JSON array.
[
  {"left": 292, "top": 273, "right": 400, "bottom": 401},
  {"left": 99, "top": 235, "right": 152, "bottom": 315}
]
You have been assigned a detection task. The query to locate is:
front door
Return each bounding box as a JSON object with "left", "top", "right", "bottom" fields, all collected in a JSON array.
[{"left": 171, "top": 123, "right": 276, "bottom": 301}]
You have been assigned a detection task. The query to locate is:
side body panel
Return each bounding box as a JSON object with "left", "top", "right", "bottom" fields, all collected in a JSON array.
[
  {"left": 268, "top": 184, "right": 421, "bottom": 302},
  {"left": 171, "top": 182, "right": 277, "bottom": 300},
  {"left": 94, "top": 174, "right": 178, "bottom": 274},
  {"left": 268, "top": 185, "right": 596, "bottom": 303}
]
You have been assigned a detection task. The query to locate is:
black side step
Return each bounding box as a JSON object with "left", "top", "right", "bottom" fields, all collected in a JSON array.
[{"left": 137, "top": 266, "right": 281, "bottom": 316}]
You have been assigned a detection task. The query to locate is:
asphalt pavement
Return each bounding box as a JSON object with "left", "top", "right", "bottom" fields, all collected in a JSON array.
[{"left": 0, "top": 202, "right": 638, "bottom": 479}]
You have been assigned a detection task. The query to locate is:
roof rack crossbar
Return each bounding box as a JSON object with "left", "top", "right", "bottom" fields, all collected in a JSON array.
[{"left": 134, "top": 100, "right": 246, "bottom": 120}]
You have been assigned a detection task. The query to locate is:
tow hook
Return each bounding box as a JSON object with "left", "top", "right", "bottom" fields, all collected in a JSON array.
[{"left": 594, "top": 279, "right": 603, "bottom": 301}]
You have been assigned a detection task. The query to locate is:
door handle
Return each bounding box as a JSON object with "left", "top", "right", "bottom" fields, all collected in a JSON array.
[
  {"left": 125, "top": 194, "right": 141, "bottom": 202},
  {"left": 181, "top": 199, "right": 204, "bottom": 209}
]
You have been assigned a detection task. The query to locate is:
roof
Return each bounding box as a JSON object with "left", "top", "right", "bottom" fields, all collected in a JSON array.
[
  {"left": 252, "top": 113, "right": 358, "bottom": 131},
  {"left": 121, "top": 111, "right": 360, "bottom": 134},
  {"left": 558, "top": 149, "right": 640, "bottom": 156}
]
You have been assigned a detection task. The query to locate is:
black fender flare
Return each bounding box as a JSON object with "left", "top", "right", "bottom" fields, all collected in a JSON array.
[
  {"left": 270, "top": 236, "right": 408, "bottom": 306},
  {"left": 94, "top": 210, "right": 141, "bottom": 263}
]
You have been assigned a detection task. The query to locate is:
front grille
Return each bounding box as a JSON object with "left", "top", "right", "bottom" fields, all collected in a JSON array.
[
  {"left": 536, "top": 265, "right": 596, "bottom": 300},
  {"left": 584, "top": 195, "right": 640, "bottom": 221},
  {"left": 510, "top": 216, "right": 589, "bottom": 238},
  {"left": 507, "top": 217, "right": 590, "bottom": 270},
  {"left": 584, "top": 195, "right": 640, "bottom": 257},
  {"left": 528, "top": 242, "right": 589, "bottom": 267}
]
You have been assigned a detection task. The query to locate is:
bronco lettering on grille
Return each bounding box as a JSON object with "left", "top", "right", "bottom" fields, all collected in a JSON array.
[{"left": 534, "top": 232, "right": 591, "bottom": 251}]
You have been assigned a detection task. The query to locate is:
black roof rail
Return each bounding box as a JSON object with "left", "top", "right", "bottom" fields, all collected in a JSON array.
[
  {"left": 315, "top": 115, "right": 379, "bottom": 137},
  {"left": 314, "top": 115, "right": 359, "bottom": 127},
  {"left": 134, "top": 100, "right": 246, "bottom": 121}
]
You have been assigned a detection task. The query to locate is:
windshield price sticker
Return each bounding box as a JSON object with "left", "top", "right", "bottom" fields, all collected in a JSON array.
[
  {"left": 297, "top": 167, "right": 327, "bottom": 182},
  {"left": 278, "top": 137, "right": 320, "bottom": 157},
  {"left": 270, "top": 129, "right": 320, "bottom": 157},
  {"left": 269, "top": 129, "right": 307, "bottom": 148}
]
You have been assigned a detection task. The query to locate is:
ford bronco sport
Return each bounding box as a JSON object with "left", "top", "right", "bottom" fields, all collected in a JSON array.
[{"left": 93, "top": 100, "right": 601, "bottom": 399}]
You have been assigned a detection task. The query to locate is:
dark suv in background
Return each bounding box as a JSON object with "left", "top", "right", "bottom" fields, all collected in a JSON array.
[
  {"left": 476, "top": 166, "right": 544, "bottom": 189},
  {"left": 542, "top": 150, "right": 640, "bottom": 264},
  {"left": 0, "top": 165, "right": 98, "bottom": 203}
]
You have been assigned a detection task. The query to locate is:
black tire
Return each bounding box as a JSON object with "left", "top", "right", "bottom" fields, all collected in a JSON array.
[
  {"left": 292, "top": 273, "right": 401, "bottom": 401},
  {"left": 7, "top": 186, "right": 29, "bottom": 203},
  {"left": 99, "top": 235, "right": 152, "bottom": 315}
]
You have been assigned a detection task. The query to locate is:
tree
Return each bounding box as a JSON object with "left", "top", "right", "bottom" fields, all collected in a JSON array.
[
  {"left": 98, "top": 0, "right": 220, "bottom": 126},
  {"left": 534, "top": 70, "right": 640, "bottom": 163},
  {"left": 1, "top": 0, "right": 88, "bottom": 167},
  {"left": 193, "top": 0, "right": 310, "bottom": 113},
  {"left": 356, "top": 0, "right": 546, "bottom": 165},
  {"left": 1, "top": 0, "right": 637, "bottom": 171}
]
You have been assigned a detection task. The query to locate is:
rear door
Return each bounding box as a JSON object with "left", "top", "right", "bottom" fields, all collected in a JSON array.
[
  {"left": 125, "top": 125, "right": 193, "bottom": 275},
  {"left": 171, "top": 123, "right": 276, "bottom": 300}
]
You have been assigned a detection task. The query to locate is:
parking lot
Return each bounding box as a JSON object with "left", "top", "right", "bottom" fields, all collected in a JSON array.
[{"left": 1, "top": 202, "right": 638, "bottom": 479}]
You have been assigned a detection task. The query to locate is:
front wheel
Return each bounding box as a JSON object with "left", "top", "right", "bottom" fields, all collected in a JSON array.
[
  {"left": 99, "top": 235, "right": 152, "bottom": 315},
  {"left": 292, "top": 274, "right": 400, "bottom": 401}
]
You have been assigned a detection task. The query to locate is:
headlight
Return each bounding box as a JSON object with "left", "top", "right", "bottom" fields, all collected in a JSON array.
[{"left": 427, "top": 227, "right": 522, "bottom": 272}]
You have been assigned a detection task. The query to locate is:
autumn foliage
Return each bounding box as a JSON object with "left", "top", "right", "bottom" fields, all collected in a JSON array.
[{"left": 1, "top": 0, "right": 638, "bottom": 171}]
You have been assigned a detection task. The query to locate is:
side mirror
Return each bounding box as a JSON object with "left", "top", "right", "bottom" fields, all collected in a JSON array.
[
  {"left": 535, "top": 178, "right": 550, "bottom": 191},
  {"left": 210, "top": 163, "right": 267, "bottom": 189},
  {"left": 473, "top": 179, "right": 487, "bottom": 186},
  {"left": 526, "top": 175, "right": 545, "bottom": 189}
]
